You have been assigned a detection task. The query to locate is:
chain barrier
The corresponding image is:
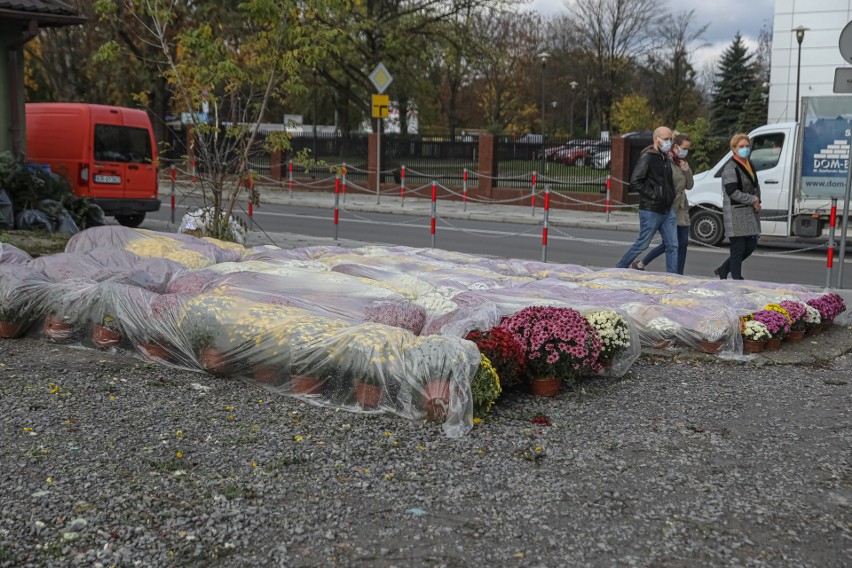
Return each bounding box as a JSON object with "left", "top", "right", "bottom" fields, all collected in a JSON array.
[{"left": 433, "top": 181, "right": 534, "bottom": 204}]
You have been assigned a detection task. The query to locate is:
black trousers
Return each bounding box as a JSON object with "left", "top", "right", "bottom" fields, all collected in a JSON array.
[{"left": 718, "top": 236, "right": 758, "bottom": 280}]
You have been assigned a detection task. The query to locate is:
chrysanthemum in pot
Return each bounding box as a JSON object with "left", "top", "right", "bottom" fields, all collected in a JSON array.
[{"left": 500, "top": 306, "right": 602, "bottom": 397}]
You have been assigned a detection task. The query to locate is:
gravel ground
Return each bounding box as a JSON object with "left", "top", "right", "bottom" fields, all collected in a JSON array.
[{"left": 1, "top": 334, "right": 850, "bottom": 568}]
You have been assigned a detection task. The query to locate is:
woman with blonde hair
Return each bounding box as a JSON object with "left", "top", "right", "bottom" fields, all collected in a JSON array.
[{"left": 714, "top": 133, "right": 761, "bottom": 279}]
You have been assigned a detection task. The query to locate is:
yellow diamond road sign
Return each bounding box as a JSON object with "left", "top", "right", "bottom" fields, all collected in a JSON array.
[
  {"left": 369, "top": 62, "right": 393, "bottom": 94},
  {"left": 372, "top": 94, "right": 389, "bottom": 119}
]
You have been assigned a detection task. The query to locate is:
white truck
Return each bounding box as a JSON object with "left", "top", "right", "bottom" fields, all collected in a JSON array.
[{"left": 687, "top": 96, "right": 852, "bottom": 245}]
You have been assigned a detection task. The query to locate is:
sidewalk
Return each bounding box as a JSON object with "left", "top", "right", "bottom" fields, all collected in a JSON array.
[{"left": 158, "top": 182, "right": 642, "bottom": 233}]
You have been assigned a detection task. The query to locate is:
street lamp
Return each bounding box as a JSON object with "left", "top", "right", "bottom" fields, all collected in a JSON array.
[
  {"left": 538, "top": 51, "right": 551, "bottom": 172},
  {"left": 569, "top": 80, "right": 578, "bottom": 136},
  {"left": 793, "top": 25, "right": 809, "bottom": 122}
]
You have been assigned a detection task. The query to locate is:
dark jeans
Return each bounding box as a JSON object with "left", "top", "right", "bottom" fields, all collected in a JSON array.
[
  {"left": 717, "top": 236, "right": 758, "bottom": 280},
  {"left": 641, "top": 225, "right": 689, "bottom": 274}
]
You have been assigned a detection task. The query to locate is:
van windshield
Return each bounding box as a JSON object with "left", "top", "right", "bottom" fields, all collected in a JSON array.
[{"left": 94, "top": 125, "right": 152, "bottom": 163}]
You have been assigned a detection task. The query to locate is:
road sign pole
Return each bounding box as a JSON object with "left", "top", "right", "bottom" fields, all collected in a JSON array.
[
  {"left": 827, "top": 198, "right": 838, "bottom": 289},
  {"left": 376, "top": 119, "right": 382, "bottom": 204},
  {"left": 837, "top": 133, "right": 852, "bottom": 288}
]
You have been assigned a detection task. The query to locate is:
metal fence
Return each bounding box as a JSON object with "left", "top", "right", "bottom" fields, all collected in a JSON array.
[
  {"left": 158, "top": 128, "right": 609, "bottom": 192},
  {"left": 496, "top": 135, "right": 610, "bottom": 193}
]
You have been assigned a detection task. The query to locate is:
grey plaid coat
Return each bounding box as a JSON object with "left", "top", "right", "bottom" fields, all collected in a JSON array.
[{"left": 721, "top": 159, "right": 761, "bottom": 238}]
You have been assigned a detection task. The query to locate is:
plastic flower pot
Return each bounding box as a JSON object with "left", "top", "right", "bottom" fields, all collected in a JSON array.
[
  {"left": 697, "top": 340, "right": 723, "bottom": 354},
  {"left": 43, "top": 315, "right": 73, "bottom": 343},
  {"left": 200, "top": 347, "right": 230, "bottom": 375},
  {"left": 806, "top": 324, "right": 823, "bottom": 336},
  {"left": 530, "top": 377, "right": 561, "bottom": 397},
  {"left": 423, "top": 380, "right": 451, "bottom": 422},
  {"left": 92, "top": 324, "right": 122, "bottom": 350},
  {"left": 0, "top": 321, "right": 26, "bottom": 339},
  {"left": 742, "top": 338, "right": 764, "bottom": 354},
  {"left": 764, "top": 338, "right": 782, "bottom": 351},
  {"left": 653, "top": 339, "right": 673, "bottom": 350},
  {"left": 139, "top": 342, "right": 172, "bottom": 363},
  {"left": 355, "top": 382, "right": 382, "bottom": 409},
  {"left": 786, "top": 330, "right": 806, "bottom": 343},
  {"left": 291, "top": 375, "right": 323, "bottom": 396},
  {"left": 253, "top": 366, "right": 281, "bottom": 385}
]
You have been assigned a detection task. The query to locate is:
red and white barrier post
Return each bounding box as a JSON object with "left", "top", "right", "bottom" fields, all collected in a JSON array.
[
  {"left": 191, "top": 159, "right": 197, "bottom": 183},
  {"left": 431, "top": 180, "right": 437, "bottom": 249},
  {"left": 606, "top": 174, "right": 612, "bottom": 223},
  {"left": 541, "top": 185, "right": 551, "bottom": 262},
  {"left": 400, "top": 165, "right": 406, "bottom": 207},
  {"left": 247, "top": 173, "right": 254, "bottom": 231},
  {"left": 169, "top": 163, "right": 176, "bottom": 224},
  {"left": 334, "top": 175, "right": 340, "bottom": 241},
  {"left": 826, "top": 197, "right": 838, "bottom": 288},
  {"left": 342, "top": 163, "right": 348, "bottom": 203},
  {"left": 531, "top": 171, "right": 537, "bottom": 216},
  {"left": 463, "top": 168, "right": 468, "bottom": 212},
  {"left": 288, "top": 161, "right": 293, "bottom": 198}
]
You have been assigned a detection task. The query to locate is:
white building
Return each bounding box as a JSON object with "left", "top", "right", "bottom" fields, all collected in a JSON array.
[{"left": 768, "top": 0, "right": 852, "bottom": 123}]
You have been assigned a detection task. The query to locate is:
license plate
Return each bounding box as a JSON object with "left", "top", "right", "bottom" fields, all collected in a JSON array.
[{"left": 94, "top": 174, "right": 121, "bottom": 184}]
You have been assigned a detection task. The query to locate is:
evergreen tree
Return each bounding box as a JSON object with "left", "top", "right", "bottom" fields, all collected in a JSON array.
[
  {"left": 737, "top": 82, "right": 769, "bottom": 133},
  {"left": 709, "top": 33, "right": 757, "bottom": 137}
]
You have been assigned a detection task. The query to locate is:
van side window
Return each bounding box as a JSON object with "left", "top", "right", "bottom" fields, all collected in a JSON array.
[
  {"left": 94, "top": 125, "right": 152, "bottom": 164},
  {"left": 749, "top": 133, "right": 784, "bottom": 172}
]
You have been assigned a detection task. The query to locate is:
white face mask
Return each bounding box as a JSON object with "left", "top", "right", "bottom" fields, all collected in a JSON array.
[
  {"left": 658, "top": 139, "right": 672, "bottom": 153},
  {"left": 677, "top": 149, "right": 689, "bottom": 159}
]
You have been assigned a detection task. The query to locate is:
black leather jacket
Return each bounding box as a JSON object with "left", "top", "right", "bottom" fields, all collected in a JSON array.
[{"left": 630, "top": 146, "right": 675, "bottom": 214}]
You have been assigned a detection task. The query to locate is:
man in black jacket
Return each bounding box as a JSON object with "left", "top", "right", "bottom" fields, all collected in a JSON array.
[{"left": 616, "top": 126, "right": 678, "bottom": 273}]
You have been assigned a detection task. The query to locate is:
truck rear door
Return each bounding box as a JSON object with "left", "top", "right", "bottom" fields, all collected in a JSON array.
[
  {"left": 120, "top": 111, "right": 157, "bottom": 201},
  {"left": 92, "top": 123, "right": 127, "bottom": 199}
]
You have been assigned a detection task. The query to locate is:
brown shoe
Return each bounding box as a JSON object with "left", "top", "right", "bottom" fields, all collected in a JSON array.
[{"left": 630, "top": 260, "right": 644, "bottom": 271}]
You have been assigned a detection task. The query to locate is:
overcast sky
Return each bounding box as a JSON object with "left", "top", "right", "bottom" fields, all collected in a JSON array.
[{"left": 520, "top": 0, "right": 775, "bottom": 72}]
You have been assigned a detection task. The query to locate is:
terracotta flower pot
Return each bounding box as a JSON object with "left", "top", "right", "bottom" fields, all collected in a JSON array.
[
  {"left": 653, "top": 339, "right": 673, "bottom": 350},
  {"left": 200, "top": 347, "right": 229, "bottom": 375},
  {"left": 742, "top": 338, "right": 764, "bottom": 354},
  {"left": 43, "top": 316, "right": 73, "bottom": 343},
  {"left": 92, "top": 324, "right": 122, "bottom": 349},
  {"left": 291, "top": 374, "right": 323, "bottom": 396},
  {"left": 0, "top": 321, "right": 26, "bottom": 339},
  {"left": 823, "top": 319, "right": 834, "bottom": 328},
  {"left": 786, "top": 329, "right": 806, "bottom": 343},
  {"left": 530, "top": 377, "right": 561, "bottom": 397},
  {"left": 764, "top": 338, "right": 782, "bottom": 351},
  {"left": 355, "top": 382, "right": 382, "bottom": 409},
  {"left": 423, "top": 380, "right": 451, "bottom": 422},
  {"left": 697, "top": 340, "right": 723, "bottom": 354},
  {"left": 806, "top": 324, "right": 823, "bottom": 336}
]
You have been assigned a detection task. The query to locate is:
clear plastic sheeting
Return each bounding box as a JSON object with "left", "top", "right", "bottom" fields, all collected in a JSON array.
[
  {"left": 0, "top": 242, "right": 32, "bottom": 265},
  {"left": 0, "top": 226, "right": 845, "bottom": 435}
]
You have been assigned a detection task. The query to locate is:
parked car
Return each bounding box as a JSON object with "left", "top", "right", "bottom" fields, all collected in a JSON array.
[
  {"left": 543, "top": 139, "right": 594, "bottom": 162},
  {"left": 592, "top": 149, "right": 611, "bottom": 170},
  {"left": 562, "top": 142, "right": 609, "bottom": 167}
]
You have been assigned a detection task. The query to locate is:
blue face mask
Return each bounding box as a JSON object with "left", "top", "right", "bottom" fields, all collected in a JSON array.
[
  {"left": 659, "top": 139, "right": 672, "bottom": 153},
  {"left": 737, "top": 147, "right": 751, "bottom": 159}
]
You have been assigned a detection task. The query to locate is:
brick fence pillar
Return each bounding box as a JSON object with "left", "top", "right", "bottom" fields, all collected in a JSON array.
[
  {"left": 476, "top": 134, "right": 497, "bottom": 198},
  {"left": 270, "top": 150, "right": 282, "bottom": 181},
  {"left": 609, "top": 136, "right": 629, "bottom": 203}
]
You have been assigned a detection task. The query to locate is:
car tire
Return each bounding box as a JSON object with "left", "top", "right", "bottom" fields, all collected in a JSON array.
[
  {"left": 115, "top": 213, "right": 146, "bottom": 228},
  {"left": 689, "top": 208, "right": 724, "bottom": 247}
]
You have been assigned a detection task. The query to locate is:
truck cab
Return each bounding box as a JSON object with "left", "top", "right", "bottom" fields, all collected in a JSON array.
[{"left": 687, "top": 123, "right": 799, "bottom": 246}]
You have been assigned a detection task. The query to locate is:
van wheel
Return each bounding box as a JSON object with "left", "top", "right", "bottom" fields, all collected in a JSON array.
[
  {"left": 690, "top": 208, "right": 724, "bottom": 247},
  {"left": 116, "top": 213, "right": 146, "bottom": 228}
]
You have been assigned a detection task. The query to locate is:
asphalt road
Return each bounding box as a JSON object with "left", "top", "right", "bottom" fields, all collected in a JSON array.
[{"left": 146, "top": 202, "right": 850, "bottom": 288}]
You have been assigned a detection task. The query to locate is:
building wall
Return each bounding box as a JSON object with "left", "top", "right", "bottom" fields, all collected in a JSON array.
[{"left": 768, "top": 0, "right": 852, "bottom": 123}]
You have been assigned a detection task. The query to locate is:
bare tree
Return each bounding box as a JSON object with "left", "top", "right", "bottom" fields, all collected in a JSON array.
[
  {"left": 565, "top": 0, "right": 661, "bottom": 131},
  {"left": 644, "top": 10, "right": 708, "bottom": 126}
]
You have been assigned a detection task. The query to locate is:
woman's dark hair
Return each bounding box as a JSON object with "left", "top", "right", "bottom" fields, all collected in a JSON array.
[{"left": 672, "top": 131, "right": 691, "bottom": 145}]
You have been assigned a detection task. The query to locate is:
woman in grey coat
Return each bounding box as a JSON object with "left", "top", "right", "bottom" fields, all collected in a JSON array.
[{"left": 714, "top": 133, "right": 761, "bottom": 280}]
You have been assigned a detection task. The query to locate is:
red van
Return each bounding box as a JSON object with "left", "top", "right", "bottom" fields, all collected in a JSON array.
[{"left": 25, "top": 103, "right": 160, "bottom": 227}]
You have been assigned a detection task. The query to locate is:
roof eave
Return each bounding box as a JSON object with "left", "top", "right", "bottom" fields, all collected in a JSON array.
[{"left": 0, "top": 8, "right": 86, "bottom": 27}]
